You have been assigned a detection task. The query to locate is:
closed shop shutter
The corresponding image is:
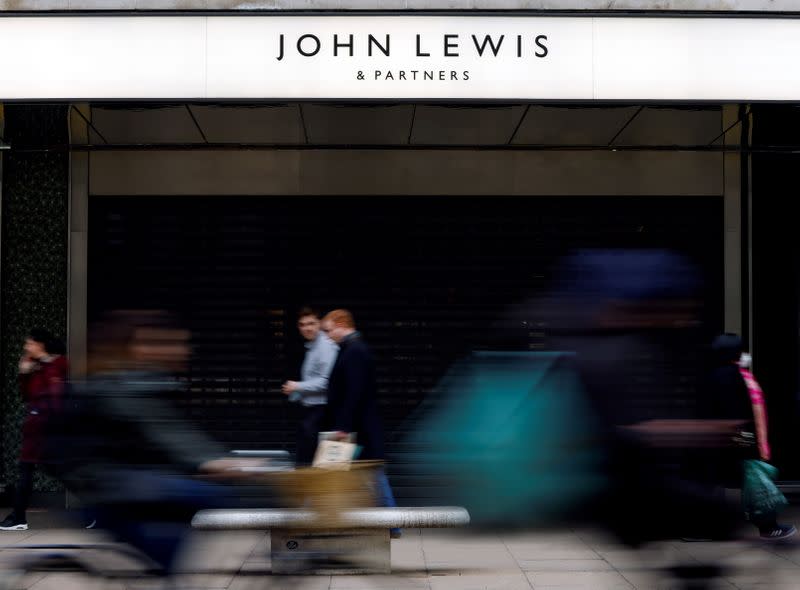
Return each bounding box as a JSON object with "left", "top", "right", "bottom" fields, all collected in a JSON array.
[{"left": 89, "top": 195, "right": 723, "bottom": 500}]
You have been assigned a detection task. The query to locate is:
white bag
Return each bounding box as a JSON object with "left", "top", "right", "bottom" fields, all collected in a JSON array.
[{"left": 312, "top": 439, "right": 359, "bottom": 470}]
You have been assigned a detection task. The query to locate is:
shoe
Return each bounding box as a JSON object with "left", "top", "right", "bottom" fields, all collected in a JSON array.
[
  {"left": 0, "top": 514, "right": 28, "bottom": 531},
  {"left": 390, "top": 528, "right": 402, "bottom": 539},
  {"left": 760, "top": 524, "right": 797, "bottom": 540},
  {"left": 85, "top": 519, "right": 97, "bottom": 529}
]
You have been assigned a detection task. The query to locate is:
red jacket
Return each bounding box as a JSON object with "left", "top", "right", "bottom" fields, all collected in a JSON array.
[{"left": 19, "top": 355, "right": 68, "bottom": 463}]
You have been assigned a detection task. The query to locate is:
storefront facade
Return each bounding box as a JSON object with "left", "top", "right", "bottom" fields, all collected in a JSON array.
[{"left": 1, "top": 0, "right": 797, "bottom": 497}]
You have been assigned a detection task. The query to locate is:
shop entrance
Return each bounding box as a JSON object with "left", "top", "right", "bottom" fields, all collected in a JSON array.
[{"left": 74, "top": 102, "right": 732, "bottom": 493}]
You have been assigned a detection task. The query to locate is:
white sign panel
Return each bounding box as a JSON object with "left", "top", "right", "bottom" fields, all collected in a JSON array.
[
  {"left": 0, "top": 15, "right": 799, "bottom": 100},
  {"left": 0, "top": 17, "right": 207, "bottom": 99},
  {"left": 593, "top": 18, "right": 800, "bottom": 101},
  {"left": 206, "top": 17, "right": 592, "bottom": 100}
]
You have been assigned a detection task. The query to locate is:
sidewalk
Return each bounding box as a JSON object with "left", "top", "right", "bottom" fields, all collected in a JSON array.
[{"left": 2, "top": 509, "right": 800, "bottom": 589}]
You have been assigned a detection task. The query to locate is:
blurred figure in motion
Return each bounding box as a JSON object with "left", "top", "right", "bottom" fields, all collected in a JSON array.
[
  {"left": 405, "top": 249, "right": 740, "bottom": 588},
  {"left": 708, "top": 333, "right": 795, "bottom": 540},
  {"left": 52, "top": 310, "right": 258, "bottom": 573},
  {"left": 0, "top": 330, "right": 68, "bottom": 532},
  {"left": 282, "top": 306, "right": 338, "bottom": 466},
  {"left": 548, "top": 251, "right": 735, "bottom": 523},
  {"left": 550, "top": 250, "right": 741, "bottom": 587},
  {"left": 321, "top": 309, "right": 400, "bottom": 538}
]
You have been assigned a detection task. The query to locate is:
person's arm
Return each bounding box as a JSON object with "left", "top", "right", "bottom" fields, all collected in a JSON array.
[
  {"left": 294, "top": 339, "right": 337, "bottom": 396},
  {"left": 334, "top": 349, "right": 369, "bottom": 435},
  {"left": 753, "top": 403, "right": 770, "bottom": 461},
  {"left": 45, "top": 358, "right": 70, "bottom": 413},
  {"left": 102, "top": 383, "right": 226, "bottom": 472},
  {"left": 18, "top": 356, "right": 36, "bottom": 399},
  {"left": 741, "top": 367, "right": 771, "bottom": 461}
]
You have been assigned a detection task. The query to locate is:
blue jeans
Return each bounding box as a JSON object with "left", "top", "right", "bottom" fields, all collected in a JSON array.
[
  {"left": 375, "top": 467, "right": 397, "bottom": 508},
  {"left": 375, "top": 467, "right": 400, "bottom": 536}
]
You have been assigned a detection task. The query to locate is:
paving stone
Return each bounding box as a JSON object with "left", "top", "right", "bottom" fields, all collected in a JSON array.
[
  {"left": 330, "top": 574, "right": 432, "bottom": 589},
  {"left": 429, "top": 572, "right": 533, "bottom": 590},
  {"left": 525, "top": 570, "right": 633, "bottom": 588},
  {"left": 5, "top": 524, "right": 800, "bottom": 590},
  {"left": 516, "top": 559, "right": 613, "bottom": 572}
]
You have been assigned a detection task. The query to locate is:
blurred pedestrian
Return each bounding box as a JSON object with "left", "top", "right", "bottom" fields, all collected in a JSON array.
[
  {"left": 321, "top": 309, "right": 400, "bottom": 538},
  {"left": 0, "top": 329, "right": 68, "bottom": 532},
  {"left": 55, "top": 310, "right": 260, "bottom": 573},
  {"left": 547, "top": 250, "right": 739, "bottom": 588},
  {"left": 709, "top": 333, "right": 796, "bottom": 540},
  {"left": 282, "top": 307, "right": 337, "bottom": 466}
]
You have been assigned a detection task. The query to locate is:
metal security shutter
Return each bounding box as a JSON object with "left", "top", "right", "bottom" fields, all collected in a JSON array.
[{"left": 89, "top": 196, "right": 723, "bottom": 499}]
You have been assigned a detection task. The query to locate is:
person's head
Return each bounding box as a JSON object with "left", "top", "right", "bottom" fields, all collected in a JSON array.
[
  {"left": 711, "top": 333, "right": 743, "bottom": 366},
  {"left": 87, "top": 310, "right": 189, "bottom": 374},
  {"left": 130, "top": 325, "right": 190, "bottom": 370},
  {"left": 297, "top": 306, "right": 322, "bottom": 342},
  {"left": 551, "top": 249, "right": 703, "bottom": 332},
  {"left": 25, "top": 329, "right": 54, "bottom": 360},
  {"left": 321, "top": 309, "right": 356, "bottom": 344}
]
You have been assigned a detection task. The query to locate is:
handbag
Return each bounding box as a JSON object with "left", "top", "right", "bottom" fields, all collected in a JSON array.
[
  {"left": 742, "top": 459, "right": 788, "bottom": 519},
  {"left": 732, "top": 429, "right": 756, "bottom": 449}
]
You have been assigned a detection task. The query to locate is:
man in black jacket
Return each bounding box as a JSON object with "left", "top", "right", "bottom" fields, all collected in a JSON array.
[{"left": 321, "top": 309, "right": 400, "bottom": 538}]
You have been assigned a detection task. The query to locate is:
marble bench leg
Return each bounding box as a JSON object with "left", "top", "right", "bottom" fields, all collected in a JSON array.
[{"left": 270, "top": 528, "right": 390, "bottom": 575}]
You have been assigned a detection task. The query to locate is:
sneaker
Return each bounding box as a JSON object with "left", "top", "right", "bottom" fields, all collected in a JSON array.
[
  {"left": 85, "top": 519, "right": 97, "bottom": 530},
  {"left": 0, "top": 514, "right": 28, "bottom": 531},
  {"left": 390, "top": 528, "right": 402, "bottom": 539},
  {"left": 760, "top": 524, "right": 797, "bottom": 540}
]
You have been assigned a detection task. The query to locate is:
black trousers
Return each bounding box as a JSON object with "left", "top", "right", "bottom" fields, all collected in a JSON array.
[
  {"left": 295, "top": 405, "right": 326, "bottom": 467},
  {"left": 13, "top": 462, "right": 35, "bottom": 521}
]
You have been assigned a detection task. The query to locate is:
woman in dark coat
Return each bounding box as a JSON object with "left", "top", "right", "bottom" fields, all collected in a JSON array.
[{"left": 0, "top": 329, "right": 68, "bottom": 531}]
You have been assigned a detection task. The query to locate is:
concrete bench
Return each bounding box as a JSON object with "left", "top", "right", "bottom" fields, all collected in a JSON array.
[
  {"left": 229, "top": 449, "right": 294, "bottom": 470},
  {"left": 191, "top": 507, "right": 470, "bottom": 574}
]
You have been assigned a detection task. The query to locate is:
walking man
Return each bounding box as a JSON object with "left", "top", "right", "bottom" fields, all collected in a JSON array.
[
  {"left": 282, "top": 307, "right": 337, "bottom": 466},
  {"left": 321, "top": 309, "right": 400, "bottom": 538}
]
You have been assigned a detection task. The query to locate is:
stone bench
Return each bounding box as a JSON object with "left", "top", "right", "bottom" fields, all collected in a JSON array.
[{"left": 191, "top": 506, "right": 470, "bottom": 574}]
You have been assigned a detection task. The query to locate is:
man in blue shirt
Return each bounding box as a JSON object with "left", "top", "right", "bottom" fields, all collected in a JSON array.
[{"left": 282, "top": 307, "right": 338, "bottom": 466}]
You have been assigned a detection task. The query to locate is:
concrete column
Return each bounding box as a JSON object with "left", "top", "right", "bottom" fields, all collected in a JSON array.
[
  {"left": 68, "top": 104, "right": 90, "bottom": 379},
  {"left": 723, "top": 104, "right": 743, "bottom": 336}
]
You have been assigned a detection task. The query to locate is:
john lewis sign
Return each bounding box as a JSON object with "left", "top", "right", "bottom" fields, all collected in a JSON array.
[{"left": 0, "top": 15, "right": 799, "bottom": 100}]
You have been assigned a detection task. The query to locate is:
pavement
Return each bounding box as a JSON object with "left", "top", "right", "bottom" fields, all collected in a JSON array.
[{"left": 2, "top": 508, "right": 800, "bottom": 589}]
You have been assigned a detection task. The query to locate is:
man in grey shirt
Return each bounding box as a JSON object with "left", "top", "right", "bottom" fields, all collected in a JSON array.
[{"left": 282, "top": 307, "right": 338, "bottom": 466}]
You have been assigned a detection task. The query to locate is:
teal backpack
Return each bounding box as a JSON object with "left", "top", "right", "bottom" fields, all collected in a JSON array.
[{"left": 404, "top": 351, "right": 608, "bottom": 527}]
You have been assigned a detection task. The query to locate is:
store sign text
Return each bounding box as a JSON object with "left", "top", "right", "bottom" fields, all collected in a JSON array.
[{"left": 275, "top": 33, "right": 549, "bottom": 60}]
